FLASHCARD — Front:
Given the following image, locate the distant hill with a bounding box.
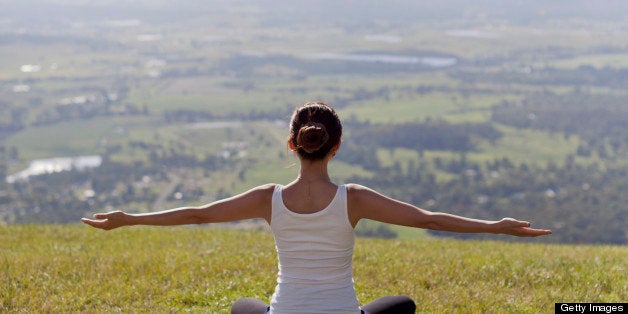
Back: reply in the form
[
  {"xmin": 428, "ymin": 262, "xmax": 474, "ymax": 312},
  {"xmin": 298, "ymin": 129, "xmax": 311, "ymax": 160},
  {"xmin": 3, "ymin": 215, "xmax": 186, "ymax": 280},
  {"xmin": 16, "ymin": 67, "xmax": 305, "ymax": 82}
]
[{"xmin": 1, "ymin": 0, "xmax": 626, "ymax": 244}]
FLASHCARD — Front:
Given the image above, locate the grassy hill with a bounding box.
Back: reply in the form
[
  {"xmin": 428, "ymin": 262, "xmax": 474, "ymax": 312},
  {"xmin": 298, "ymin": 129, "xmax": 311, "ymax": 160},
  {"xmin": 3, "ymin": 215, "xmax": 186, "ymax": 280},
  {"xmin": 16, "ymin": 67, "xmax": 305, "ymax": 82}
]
[{"xmin": 2, "ymin": 225, "xmax": 626, "ymax": 313}]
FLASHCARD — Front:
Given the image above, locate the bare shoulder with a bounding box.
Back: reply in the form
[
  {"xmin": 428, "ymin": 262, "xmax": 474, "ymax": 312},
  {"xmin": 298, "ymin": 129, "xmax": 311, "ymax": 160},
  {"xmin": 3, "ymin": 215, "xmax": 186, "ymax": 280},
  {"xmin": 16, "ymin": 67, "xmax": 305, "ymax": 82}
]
[
  {"xmin": 345, "ymin": 183, "xmax": 385, "ymax": 210},
  {"xmin": 223, "ymin": 183, "xmax": 276, "ymax": 207},
  {"xmin": 346, "ymin": 183, "xmax": 381, "ymax": 201},
  {"xmin": 251, "ymin": 183, "xmax": 277, "ymax": 193},
  {"xmin": 345, "ymin": 183, "xmax": 387, "ymax": 227},
  {"xmin": 229, "ymin": 183, "xmax": 276, "ymax": 223},
  {"xmin": 243, "ymin": 183, "xmax": 276, "ymax": 200},
  {"xmin": 345, "ymin": 183, "xmax": 370, "ymax": 192},
  {"xmin": 346, "ymin": 182, "xmax": 429, "ymax": 227}
]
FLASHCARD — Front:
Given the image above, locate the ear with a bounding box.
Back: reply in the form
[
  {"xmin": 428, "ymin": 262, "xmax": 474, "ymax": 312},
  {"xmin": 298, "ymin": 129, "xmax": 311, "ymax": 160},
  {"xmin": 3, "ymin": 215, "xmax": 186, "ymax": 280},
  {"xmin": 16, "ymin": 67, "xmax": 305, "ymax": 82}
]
[
  {"xmin": 287, "ymin": 140, "xmax": 297, "ymax": 151},
  {"xmin": 330, "ymin": 140, "xmax": 342, "ymax": 157}
]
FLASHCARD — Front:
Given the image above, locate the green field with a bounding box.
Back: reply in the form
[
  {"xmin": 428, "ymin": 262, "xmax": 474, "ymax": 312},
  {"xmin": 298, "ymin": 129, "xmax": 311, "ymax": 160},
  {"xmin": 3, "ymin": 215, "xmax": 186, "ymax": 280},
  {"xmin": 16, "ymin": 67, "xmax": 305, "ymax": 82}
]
[{"xmin": 1, "ymin": 225, "xmax": 625, "ymax": 313}]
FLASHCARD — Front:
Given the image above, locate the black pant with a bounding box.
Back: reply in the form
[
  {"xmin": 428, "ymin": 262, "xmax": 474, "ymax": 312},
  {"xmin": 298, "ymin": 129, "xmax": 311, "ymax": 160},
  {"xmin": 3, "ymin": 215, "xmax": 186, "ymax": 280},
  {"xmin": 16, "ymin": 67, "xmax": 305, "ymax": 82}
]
[{"xmin": 231, "ymin": 295, "xmax": 416, "ymax": 313}]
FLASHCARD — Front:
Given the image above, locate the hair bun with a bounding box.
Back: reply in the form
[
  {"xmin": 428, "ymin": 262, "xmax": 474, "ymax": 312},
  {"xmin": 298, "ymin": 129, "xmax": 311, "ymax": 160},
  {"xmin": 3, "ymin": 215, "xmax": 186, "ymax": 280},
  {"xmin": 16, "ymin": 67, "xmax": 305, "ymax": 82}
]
[{"xmin": 296, "ymin": 122, "xmax": 329, "ymax": 154}]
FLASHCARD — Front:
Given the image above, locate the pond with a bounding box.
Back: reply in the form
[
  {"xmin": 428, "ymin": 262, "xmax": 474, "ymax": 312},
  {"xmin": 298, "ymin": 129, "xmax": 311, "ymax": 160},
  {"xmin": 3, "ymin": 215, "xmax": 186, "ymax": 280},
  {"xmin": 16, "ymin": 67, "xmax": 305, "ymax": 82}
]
[
  {"xmin": 6, "ymin": 155, "xmax": 102, "ymax": 183},
  {"xmin": 308, "ymin": 52, "xmax": 457, "ymax": 68}
]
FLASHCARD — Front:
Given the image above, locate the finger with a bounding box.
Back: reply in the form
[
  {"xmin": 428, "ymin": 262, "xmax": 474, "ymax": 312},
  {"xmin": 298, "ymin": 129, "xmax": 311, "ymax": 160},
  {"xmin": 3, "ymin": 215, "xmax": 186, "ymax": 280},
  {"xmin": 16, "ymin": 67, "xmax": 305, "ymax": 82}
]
[
  {"xmin": 518, "ymin": 227, "xmax": 552, "ymax": 237},
  {"xmin": 81, "ymin": 217, "xmax": 107, "ymax": 228},
  {"xmin": 81, "ymin": 217, "xmax": 98, "ymax": 225},
  {"xmin": 93, "ymin": 213, "xmax": 108, "ymax": 219},
  {"xmin": 535, "ymin": 228, "xmax": 552, "ymax": 235},
  {"xmin": 502, "ymin": 218, "xmax": 530, "ymax": 227},
  {"xmin": 512, "ymin": 220, "xmax": 531, "ymax": 227}
]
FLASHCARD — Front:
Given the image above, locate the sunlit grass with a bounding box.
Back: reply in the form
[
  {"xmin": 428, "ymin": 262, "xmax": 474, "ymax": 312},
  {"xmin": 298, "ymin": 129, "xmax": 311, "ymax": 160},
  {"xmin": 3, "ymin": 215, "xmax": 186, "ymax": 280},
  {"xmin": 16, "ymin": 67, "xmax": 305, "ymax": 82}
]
[
  {"xmin": 339, "ymin": 93, "xmax": 457, "ymax": 123},
  {"xmin": 338, "ymin": 91, "xmax": 513, "ymax": 124},
  {"xmin": 3, "ymin": 116, "xmax": 163, "ymax": 162},
  {"xmin": 2, "ymin": 225, "xmax": 625, "ymax": 313},
  {"xmin": 480, "ymin": 124, "xmax": 581, "ymax": 165},
  {"xmin": 4, "ymin": 117, "xmax": 119, "ymax": 161}
]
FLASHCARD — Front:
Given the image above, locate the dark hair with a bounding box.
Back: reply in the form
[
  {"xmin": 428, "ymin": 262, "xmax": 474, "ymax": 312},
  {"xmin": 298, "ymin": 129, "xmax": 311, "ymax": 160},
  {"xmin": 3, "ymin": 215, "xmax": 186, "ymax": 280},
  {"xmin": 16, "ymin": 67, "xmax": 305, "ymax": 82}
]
[{"xmin": 289, "ymin": 102, "xmax": 342, "ymax": 160}]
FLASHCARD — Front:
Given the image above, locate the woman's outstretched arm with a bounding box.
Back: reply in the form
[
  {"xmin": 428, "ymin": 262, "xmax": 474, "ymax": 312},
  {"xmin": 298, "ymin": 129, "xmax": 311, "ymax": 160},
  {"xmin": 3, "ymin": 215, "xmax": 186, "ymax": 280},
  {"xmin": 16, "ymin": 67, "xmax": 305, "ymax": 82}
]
[
  {"xmin": 81, "ymin": 184, "xmax": 274, "ymax": 231},
  {"xmin": 347, "ymin": 184, "xmax": 551, "ymax": 237}
]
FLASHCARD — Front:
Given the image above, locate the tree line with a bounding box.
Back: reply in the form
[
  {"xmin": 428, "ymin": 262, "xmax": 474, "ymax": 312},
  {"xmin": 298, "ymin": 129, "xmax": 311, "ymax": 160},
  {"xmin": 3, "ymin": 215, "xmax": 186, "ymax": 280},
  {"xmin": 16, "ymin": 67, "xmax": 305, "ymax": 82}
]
[
  {"xmin": 347, "ymin": 154, "xmax": 626, "ymax": 244},
  {"xmin": 492, "ymin": 90, "xmax": 627, "ymax": 160}
]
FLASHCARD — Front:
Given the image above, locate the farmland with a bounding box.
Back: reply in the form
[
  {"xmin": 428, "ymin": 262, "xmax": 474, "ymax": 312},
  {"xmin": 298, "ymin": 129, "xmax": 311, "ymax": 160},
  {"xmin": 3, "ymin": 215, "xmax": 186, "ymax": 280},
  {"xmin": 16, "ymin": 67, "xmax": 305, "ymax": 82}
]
[{"xmin": 0, "ymin": 0, "xmax": 627, "ymax": 244}]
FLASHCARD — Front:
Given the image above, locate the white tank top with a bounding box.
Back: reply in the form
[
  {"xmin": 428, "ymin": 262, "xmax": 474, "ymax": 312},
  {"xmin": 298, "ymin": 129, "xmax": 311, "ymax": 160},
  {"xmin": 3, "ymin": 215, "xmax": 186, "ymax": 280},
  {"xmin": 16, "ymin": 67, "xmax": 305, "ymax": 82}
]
[{"xmin": 269, "ymin": 184, "xmax": 360, "ymax": 314}]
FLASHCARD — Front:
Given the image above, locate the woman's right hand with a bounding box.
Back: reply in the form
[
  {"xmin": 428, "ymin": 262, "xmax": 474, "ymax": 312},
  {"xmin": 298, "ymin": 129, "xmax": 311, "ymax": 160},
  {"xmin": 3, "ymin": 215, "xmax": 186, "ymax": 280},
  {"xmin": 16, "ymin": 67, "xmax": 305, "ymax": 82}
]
[{"xmin": 81, "ymin": 210, "xmax": 131, "ymax": 231}]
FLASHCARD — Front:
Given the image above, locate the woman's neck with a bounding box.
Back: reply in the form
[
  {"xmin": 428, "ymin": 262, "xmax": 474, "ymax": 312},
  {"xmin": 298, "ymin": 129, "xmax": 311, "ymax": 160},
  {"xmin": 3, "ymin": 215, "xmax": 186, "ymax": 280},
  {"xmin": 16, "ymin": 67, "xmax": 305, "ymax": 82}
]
[{"xmin": 296, "ymin": 159, "xmax": 331, "ymax": 183}]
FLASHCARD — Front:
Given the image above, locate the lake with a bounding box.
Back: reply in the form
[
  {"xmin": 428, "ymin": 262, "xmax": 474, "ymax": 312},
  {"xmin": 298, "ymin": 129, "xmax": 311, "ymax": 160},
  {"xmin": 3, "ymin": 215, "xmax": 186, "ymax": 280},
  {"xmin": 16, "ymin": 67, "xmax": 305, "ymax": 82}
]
[
  {"xmin": 6, "ymin": 155, "xmax": 102, "ymax": 183},
  {"xmin": 308, "ymin": 53, "xmax": 458, "ymax": 68}
]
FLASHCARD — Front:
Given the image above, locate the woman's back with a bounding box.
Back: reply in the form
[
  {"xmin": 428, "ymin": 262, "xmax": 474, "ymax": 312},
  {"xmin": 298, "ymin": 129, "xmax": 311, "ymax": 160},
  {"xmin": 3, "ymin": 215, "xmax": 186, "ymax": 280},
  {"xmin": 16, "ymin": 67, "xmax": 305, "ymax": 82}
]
[
  {"xmin": 269, "ymin": 184, "xmax": 360, "ymax": 313},
  {"xmin": 281, "ymin": 178, "xmax": 338, "ymax": 214}
]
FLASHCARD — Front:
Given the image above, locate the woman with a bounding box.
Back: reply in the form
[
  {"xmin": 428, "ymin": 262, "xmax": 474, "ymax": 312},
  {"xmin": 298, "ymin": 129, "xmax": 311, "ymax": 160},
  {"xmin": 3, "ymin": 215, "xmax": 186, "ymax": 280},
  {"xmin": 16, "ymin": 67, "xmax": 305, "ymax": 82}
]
[{"xmin": 82, "ymin": 102, "xmax": 552, "ymax": 313}]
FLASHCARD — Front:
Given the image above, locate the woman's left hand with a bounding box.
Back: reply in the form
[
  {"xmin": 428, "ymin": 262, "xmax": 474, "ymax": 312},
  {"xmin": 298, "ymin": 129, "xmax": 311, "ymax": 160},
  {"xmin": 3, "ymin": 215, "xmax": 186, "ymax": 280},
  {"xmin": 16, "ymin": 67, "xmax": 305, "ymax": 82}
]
[
  {"xmin": 81, "ymin": 210, "xmax": 131, "ymax": 231},
  {"xmin": 495, "ymin": 218, "xmax": 552, "ymax": 237}
]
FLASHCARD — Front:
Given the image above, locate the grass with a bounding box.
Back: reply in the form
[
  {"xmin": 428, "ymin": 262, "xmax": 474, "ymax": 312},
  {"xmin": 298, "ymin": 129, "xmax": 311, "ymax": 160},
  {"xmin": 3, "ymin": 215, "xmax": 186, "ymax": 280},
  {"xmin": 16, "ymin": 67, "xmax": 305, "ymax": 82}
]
[
  {"xmin": 339, "ymin": 92, "xmax": 459, "ymax": 124},
  {"xmin": 337, "ymin": 91, "xmax": 515, "ymax": 124},
  {"xmin": 2, "ymin": 225, "xmax": 626, "ymax": 313},
  {"xmin": 127, "ymin": 76, "xmax": 319, "ymax": 114},
  {"xmin": 480, "ymin": 125, "xmax": 582, "ymax": 166},
  {"xmin": 3, "ymin": 117, "xmax": 118, "ymax": 161},
  {"xmin": 3, "ymin": 116, "xmax": 163, "ymax": 163}
]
